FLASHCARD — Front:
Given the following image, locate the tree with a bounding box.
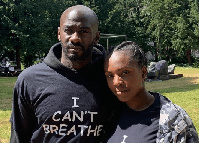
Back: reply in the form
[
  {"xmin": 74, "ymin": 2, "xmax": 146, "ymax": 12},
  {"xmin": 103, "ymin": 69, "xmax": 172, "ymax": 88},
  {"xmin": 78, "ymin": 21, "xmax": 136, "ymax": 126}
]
[
  {"xmin": 96, "ymin": 0, "xmax": 150, "ymax": 50},
  {"xmin": 0, "ymin": 0, "xmax": 77, "ymax": 68},
  {"xmin": 1, "ymin": 0, "xmax": 198, "ymax": 67},
  {"xmin": 142, "ymin": 0, "xmax": 199, "ymax": 64}
]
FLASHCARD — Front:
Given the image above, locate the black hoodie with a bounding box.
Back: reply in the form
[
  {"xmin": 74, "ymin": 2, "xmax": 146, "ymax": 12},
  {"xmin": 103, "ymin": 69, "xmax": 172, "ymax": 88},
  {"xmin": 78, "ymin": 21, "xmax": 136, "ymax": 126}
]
[{"xmin": 10, "ymin": 43, "xmax": 117, "ymax": 143}]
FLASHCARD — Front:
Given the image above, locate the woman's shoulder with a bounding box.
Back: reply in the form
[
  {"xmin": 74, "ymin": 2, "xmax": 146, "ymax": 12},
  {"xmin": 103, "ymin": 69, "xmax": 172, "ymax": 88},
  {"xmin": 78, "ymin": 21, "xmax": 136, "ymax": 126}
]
[
  {"xmin": 151, "ymin": 92, "xmax": 199, "ymax": 142},
  {"xmin": 149, "ymin": 92, "xmax": 185, "ymax": 116},
  {"xmin": 149, "ymin": 92, "xmax": 192, "ymax": 128}
]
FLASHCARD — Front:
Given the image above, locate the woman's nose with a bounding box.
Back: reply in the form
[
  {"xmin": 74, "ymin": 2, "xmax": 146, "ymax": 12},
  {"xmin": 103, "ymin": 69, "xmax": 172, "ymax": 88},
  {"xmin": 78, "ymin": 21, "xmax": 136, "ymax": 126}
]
[{"xmin": 113, "ymin": 75, "xmax": 124, "ymax": 87}]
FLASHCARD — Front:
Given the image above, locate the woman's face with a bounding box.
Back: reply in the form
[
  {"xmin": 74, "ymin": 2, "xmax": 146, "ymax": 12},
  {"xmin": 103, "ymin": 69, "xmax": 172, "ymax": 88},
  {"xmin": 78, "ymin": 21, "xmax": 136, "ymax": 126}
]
[{"xmin": 104, "ymin": 51, "xmax": 145, "ymax": 103}]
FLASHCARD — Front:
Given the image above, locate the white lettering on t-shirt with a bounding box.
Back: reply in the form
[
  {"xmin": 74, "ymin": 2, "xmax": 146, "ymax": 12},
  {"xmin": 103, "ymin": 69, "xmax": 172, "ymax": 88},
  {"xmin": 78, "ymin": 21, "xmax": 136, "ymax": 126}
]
[
  {"xmin": 88, "ymin": 111, "xmax": 98, "ymax": 122},
  {"xmin": 87, "ymin": 125, "xmax": 98, "ymax": 136},
  {"xmin": 50, "ymin": 125, "xmax": 58, "ymax": 134},
  {"xmin": 43, "ymin": 97, "xmax": 104, "ymax": 137},
  {"xmin": 43, "ymin": 124, "xmax": 103, "ymax": 136},
  {"xmin": 121, "ymin": 135, "xmax": 128, "ymax": 143},
  {"xmin": 43, "ymin": 124, "xmax": 50, "ymax": 133},
  {"xmin": 72, "ymin": 97, "xmax": 79, "ymax": 108},
  {"xmin": 67, "ymin": 125, "xmax": 76, "ymax": 136},
  {"xmin": 59, "ymin": 124, "xmax": 68, "ymax": 136},
  {"xmin": 97, "ymin": 125, "xmax": 103, "ymax": 136},
  {"xmin": 78, "ymin": 125, "xmax": 88, "ymax": 136},
  {"xmin": 52, "ymin": 111, "xmax": 61, "ymax": 121},
  {"xmin": 72, "ymin": 111, "xmax": 84, "ymax": 122},
  {"xmin": 62, "ymin": 111, "xmax": 71, "ymax": 121}
]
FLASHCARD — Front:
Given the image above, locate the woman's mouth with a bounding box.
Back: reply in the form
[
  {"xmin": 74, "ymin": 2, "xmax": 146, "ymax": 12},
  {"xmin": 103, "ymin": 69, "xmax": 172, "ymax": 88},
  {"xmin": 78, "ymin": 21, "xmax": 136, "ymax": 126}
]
[{"xmin": 116, "ymin": 89, "xmax": 128, "ymax": 95}]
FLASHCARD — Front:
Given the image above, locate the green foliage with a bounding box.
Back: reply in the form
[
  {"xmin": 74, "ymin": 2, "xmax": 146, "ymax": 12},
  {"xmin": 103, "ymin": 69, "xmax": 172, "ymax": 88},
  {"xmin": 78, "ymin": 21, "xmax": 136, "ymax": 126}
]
[
  {"xmin": 1, "ymin": 0, "xmax": 199, "ymax": 67},
  {"xmin": 142, "ymin": 0, "xmax": 198, "ymax": 61},
  {"xmin": 1, "ymin": 0, "xmax": 77, "ymax": 68},
  {"xmin": 192, "ymin": 57, "xmax": 199, "ymax": 68}
]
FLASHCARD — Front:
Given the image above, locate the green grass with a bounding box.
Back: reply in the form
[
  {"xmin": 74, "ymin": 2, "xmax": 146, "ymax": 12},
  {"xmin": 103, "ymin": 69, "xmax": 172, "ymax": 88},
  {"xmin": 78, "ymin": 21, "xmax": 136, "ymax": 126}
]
[
  {"xmin": 0, "ymin": 77, "xmax": 17, "ymax": 143},
  {"xmin": 0, "ymin": 110, "xmax": 12, "ymax": 143},
  {"xmin": 0, "ymin": 67, "xmax": 199, "ymax": 142},
  {"xmin": 146, "ymin": 67, "xmax": 199, "ymax": 134},
  {"xmin": 0, "ymin": 77, "xmax": 17, "ymax": 110}
]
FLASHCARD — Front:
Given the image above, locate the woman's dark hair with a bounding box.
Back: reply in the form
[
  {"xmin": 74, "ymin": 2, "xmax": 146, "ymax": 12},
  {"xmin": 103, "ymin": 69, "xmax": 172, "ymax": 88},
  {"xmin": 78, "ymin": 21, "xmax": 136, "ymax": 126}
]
[{"xmin": 107, "ymin": 41, "xmax": 147, "ymax": 68}]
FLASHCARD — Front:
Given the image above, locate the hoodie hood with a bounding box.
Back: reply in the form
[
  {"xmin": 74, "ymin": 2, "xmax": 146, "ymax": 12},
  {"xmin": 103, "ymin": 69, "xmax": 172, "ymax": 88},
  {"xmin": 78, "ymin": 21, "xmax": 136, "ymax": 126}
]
[{"xmin": 44, "ymin": 42, "xmax": 106, "ymax": 75}]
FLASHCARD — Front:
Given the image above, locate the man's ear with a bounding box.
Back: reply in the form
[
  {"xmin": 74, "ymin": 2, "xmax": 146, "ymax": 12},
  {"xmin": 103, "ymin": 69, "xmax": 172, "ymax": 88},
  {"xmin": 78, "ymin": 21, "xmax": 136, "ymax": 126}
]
[
  {"xmin": 93, "ymin": 31, "xmax": 100, "ymax": 44},
  {"xmin": 58, "ymin": 27, "xmax": 61, "ymax": 41},
  {"xmin": 142, "ymin": 66, "xmax": 148, "ymax": 79}
]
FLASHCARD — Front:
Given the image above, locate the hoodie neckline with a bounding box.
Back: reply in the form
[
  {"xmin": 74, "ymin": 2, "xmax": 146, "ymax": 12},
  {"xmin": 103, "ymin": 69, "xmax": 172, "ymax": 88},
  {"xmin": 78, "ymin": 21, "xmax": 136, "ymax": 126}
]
[{"xmin": 44, "ymin": 42, "xmax": 106, "ymax": 74}]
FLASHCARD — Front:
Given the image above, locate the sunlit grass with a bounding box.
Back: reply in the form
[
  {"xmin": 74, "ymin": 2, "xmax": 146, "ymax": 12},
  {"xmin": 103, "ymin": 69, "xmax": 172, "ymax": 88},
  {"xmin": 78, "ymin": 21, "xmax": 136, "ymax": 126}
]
[
  {"xmin": 0, "ymin": 110, "xmax": 11, "ymax": 143},
  {"xmin": 146, "ymin": 66, "xmax": 199, "ymax": 134},
  {"xmin": 0, "ymin": 77, "xmax": 16, "ymax": 143}
]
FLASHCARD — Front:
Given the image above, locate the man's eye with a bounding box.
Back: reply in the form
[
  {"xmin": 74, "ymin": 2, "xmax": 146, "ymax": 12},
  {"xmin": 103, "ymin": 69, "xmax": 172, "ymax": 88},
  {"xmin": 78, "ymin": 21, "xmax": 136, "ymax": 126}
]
[
  {"xmin": 64, "ymin": 28, "xmax": 73, "ymax": 34},
  {"xmin": 122, "ymin": 71, "xmax": 129, "ymax": 75},
  {"xmin": 80, "ymin": 30, "xmax": 89, "ymax": 33}
]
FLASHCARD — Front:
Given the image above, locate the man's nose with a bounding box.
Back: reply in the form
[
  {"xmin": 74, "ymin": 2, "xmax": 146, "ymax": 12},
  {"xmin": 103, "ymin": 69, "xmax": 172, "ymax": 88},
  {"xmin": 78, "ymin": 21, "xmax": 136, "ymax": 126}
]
[{"xmin": 69, "ymin": 32, "xmax": 81, "ymax": 43}]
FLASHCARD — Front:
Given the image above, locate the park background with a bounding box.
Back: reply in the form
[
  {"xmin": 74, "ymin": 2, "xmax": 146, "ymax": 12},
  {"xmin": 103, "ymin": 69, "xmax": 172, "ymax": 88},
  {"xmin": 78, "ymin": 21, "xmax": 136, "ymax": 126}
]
[{"xmin": 0, "ymin": 0, "xmax": 199, "ymax": 143}]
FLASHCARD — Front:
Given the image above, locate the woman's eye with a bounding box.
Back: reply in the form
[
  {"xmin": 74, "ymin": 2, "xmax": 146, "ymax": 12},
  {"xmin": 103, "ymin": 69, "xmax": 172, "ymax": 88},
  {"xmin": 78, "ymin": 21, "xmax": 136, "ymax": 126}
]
[{"xmin": 106, "ymin": 74, "xmax": 114, "ymax": 78}]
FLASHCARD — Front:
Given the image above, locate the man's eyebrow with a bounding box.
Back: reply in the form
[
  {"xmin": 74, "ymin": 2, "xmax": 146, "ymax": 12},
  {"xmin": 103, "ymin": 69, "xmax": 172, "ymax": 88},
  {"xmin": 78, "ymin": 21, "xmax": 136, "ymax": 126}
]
[
  {"xmin": 64, "ymin": 25, "xmax": 73, "ymax": 28},
  {"xmin": 63, "ymin": 25, "xmax": 91, "ymax": 30},
  {"xmin": 80, "ymin": 26, "xmax": 90, "ymax": 28}
]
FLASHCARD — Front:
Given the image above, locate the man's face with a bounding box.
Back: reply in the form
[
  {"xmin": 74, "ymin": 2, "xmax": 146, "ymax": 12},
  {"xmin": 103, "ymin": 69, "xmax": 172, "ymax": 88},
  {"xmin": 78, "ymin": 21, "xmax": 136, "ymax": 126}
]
[{"xmin": 58, "ymin": 10, "xmax": 99, "ymax": 61}]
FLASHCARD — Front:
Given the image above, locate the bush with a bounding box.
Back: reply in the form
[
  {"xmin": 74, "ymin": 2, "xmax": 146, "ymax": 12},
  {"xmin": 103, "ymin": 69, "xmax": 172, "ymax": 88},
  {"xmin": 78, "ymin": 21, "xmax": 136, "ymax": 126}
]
[
  {"xmin": 169, "ymin": 55, "xmax": 188, "ymax": 65},
  {"xmin": 192, "ymin": 57, "xmax": 199, "ymax": 68}
]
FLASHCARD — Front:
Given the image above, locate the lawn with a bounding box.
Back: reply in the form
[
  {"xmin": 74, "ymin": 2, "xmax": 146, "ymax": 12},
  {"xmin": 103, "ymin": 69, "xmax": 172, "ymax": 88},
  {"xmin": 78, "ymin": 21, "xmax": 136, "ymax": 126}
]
[
  {"xmin": 0, "ymin": 67, "xmax": 199, "ymax": 143},
  {"xmin": 146, "ymin": 67, "xmax": 199, "ymax": 134},
  {"xmin": 0, "ymin": 77, "xmax": 17, "ymax": 143}
]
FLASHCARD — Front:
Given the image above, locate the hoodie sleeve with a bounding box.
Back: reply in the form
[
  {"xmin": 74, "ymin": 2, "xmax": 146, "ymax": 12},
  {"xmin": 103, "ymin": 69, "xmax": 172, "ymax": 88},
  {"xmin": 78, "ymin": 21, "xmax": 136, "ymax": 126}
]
[
  {"xmin": 10, "ymin": 74, "xmax": 37, "ymax": 143},
  {"xmin": 10, "ymin": 124, "xmax": 20, "ymax": 143}
]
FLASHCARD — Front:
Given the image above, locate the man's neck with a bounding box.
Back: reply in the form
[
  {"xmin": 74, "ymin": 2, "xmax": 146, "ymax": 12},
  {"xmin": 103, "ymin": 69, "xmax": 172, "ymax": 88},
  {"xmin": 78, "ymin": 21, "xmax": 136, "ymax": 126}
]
[{"xmin": 61, "ymin": 56, "xmax": 91, "ymax": 70}]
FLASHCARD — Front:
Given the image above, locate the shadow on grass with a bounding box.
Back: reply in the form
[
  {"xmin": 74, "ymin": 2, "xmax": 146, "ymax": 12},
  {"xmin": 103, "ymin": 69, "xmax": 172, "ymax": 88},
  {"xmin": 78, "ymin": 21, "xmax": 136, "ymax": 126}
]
[
  {"xmin": 152, "ymin": 84, "xmax": 199, "ymax": 94},
  {"xmin": 146, "ymin": 76, "xmax": 199, "ymax": 91}
]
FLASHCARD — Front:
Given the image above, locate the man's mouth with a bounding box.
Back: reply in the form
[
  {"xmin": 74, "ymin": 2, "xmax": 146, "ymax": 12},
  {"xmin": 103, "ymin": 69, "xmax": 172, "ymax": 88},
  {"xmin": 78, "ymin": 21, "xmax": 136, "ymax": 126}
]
[
  {"xmin": 69, "ymin": 46, "xmax": 83, "ymax": 50},
  {"xmin": 67, "ymin": 42, "xmax": 85, "ymax": 51}
]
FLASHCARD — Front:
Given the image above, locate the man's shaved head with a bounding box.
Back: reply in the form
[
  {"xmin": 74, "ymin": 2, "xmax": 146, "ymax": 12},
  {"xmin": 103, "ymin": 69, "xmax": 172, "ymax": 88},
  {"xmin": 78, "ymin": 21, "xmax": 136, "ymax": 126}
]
[{"xmin": 60, "ymin": 5, "xmax": 99, "ymax": 32}]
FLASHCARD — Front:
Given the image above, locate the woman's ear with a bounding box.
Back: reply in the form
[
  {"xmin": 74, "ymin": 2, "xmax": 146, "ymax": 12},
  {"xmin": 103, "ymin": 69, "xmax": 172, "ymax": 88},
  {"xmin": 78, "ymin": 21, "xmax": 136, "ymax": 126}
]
[
  {"xmin": 141, "ymin": 66, "xmax": 148, "ymax": 79},
  {"xmin": 58, "ymin": 27, "xmax": 61, "ymax": 41}
]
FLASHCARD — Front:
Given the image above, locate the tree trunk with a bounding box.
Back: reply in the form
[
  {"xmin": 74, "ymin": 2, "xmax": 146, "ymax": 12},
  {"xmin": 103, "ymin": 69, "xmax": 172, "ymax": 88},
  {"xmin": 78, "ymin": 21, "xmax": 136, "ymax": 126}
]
[
  {"xmin": 15, "ymin": 46, "xmax": 21, "ymax": 70},
  {"xmin": 186, "ymin": 49, "xmax": 192, "ymax": 65},
  {"xmin": 154, "ymin": 47, "xmax": 158, "ymax": 62}
]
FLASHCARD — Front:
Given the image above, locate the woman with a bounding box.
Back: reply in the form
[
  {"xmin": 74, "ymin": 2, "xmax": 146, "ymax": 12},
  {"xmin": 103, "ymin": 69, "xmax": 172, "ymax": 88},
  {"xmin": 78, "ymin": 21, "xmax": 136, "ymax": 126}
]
[{"xmin": 104, "ymin": 41, "xmax": 198, "ymax": 143}]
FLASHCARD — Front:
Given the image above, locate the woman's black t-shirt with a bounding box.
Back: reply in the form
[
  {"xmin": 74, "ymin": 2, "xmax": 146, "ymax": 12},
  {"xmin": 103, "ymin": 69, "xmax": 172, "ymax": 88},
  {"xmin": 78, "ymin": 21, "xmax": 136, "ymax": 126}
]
[{"xmin": 107, "ymin": 93, "xmax": 160, "ymax": 143}]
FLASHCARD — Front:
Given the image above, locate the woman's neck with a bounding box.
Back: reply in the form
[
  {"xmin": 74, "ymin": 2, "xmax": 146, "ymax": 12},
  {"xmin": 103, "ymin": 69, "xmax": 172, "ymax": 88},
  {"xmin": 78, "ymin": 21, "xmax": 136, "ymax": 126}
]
[{"xmin": 126, "ymin": 89, "xmax": 155, "ymax": 111}]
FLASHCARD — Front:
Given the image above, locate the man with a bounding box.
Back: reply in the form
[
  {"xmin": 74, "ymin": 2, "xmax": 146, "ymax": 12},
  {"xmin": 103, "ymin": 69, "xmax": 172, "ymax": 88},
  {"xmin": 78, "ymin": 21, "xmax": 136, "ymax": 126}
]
[{"xmin": 10, "ymin": 5, "xmax": 118, "ymax": 143}]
